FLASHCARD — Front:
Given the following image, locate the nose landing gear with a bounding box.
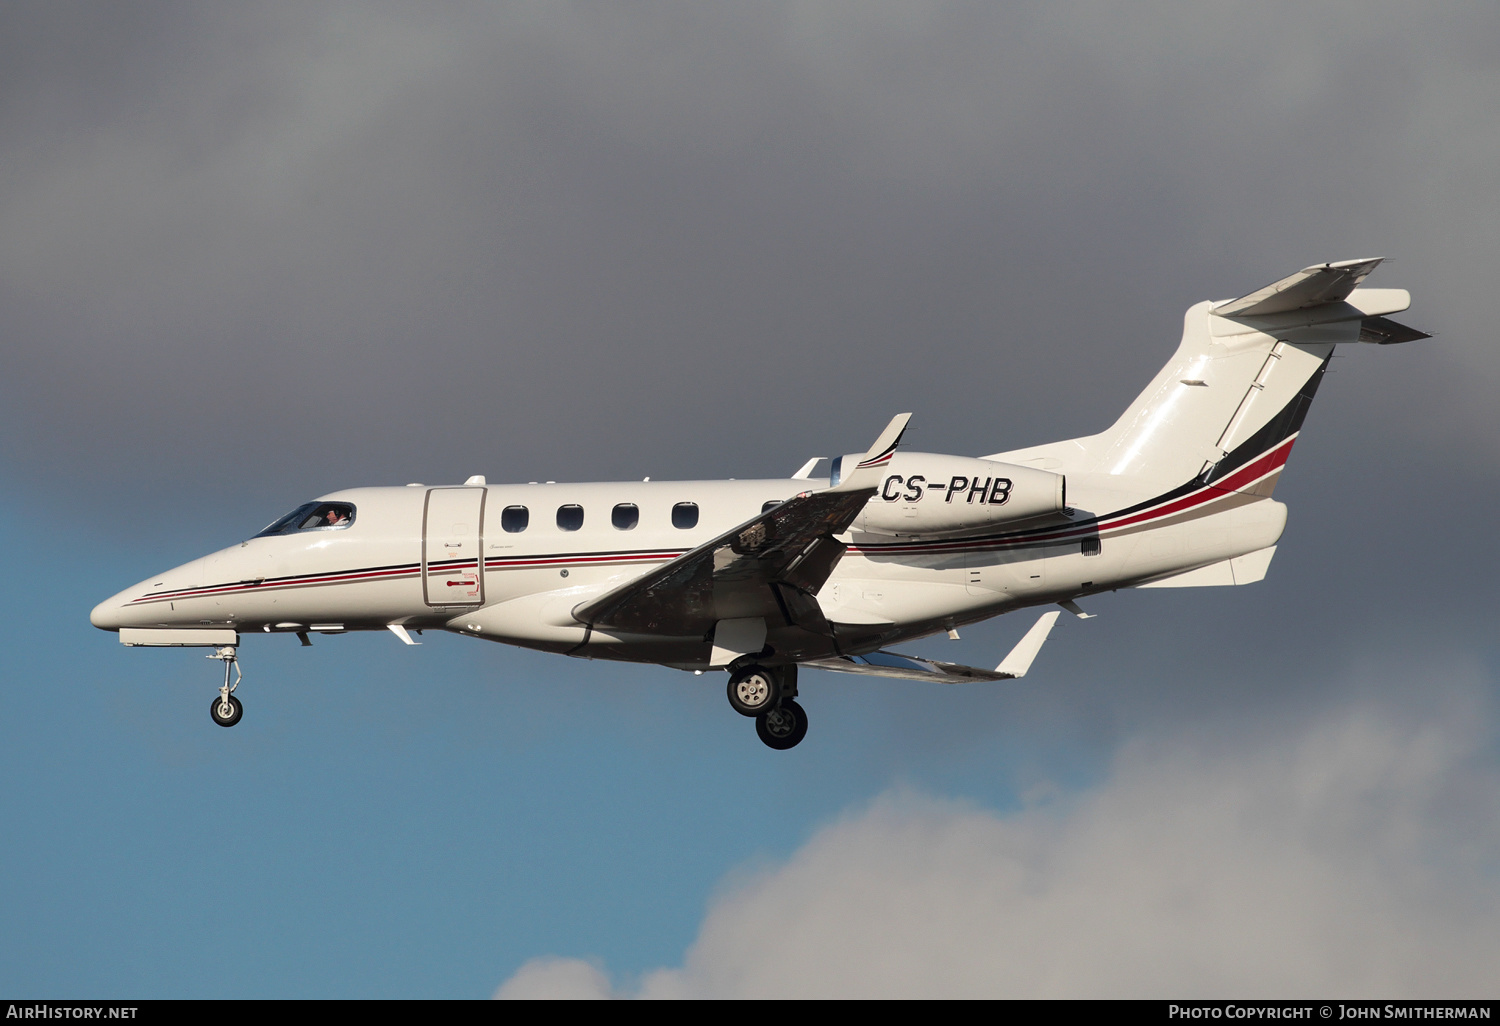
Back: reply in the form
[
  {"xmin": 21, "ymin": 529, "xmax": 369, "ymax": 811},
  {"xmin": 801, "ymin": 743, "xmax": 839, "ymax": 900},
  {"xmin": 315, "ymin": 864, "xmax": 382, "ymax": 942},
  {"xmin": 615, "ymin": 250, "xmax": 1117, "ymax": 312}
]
[{"xmin": 208, "ymin": 646, "xmax": 243, "ymax": 727}]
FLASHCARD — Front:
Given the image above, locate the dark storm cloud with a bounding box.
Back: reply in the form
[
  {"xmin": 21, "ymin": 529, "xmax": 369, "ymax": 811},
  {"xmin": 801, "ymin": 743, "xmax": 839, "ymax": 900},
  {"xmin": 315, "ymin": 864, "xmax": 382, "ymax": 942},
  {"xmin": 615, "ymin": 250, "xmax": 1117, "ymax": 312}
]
[{"xmin": 6, "ymin": 1, "xmax": 1498, "ymax": 512}]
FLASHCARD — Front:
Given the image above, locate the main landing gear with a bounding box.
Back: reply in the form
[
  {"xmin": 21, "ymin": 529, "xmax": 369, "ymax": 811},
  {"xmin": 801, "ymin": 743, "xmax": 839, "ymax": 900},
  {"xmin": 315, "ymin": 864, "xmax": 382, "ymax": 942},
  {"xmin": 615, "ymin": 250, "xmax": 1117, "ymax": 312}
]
[
  {"xmin": 756, "ymin": 699, "xmax": 808, "ymax": 750},
  {"xmin": 208, "ymin": 646, "xmax": 243, "ymax": 727},
  {"xmin": 727, "ymin": 663, "xmax": 808, "ymax": 750}
]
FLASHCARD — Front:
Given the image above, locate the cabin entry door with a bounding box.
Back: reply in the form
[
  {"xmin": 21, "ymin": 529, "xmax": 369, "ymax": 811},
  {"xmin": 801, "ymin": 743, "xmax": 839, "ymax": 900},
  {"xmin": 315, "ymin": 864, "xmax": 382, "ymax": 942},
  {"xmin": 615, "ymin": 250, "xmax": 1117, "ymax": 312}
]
[{"xmin": 423, "ymin": 487, "xmax": 486, "ymax": 608}]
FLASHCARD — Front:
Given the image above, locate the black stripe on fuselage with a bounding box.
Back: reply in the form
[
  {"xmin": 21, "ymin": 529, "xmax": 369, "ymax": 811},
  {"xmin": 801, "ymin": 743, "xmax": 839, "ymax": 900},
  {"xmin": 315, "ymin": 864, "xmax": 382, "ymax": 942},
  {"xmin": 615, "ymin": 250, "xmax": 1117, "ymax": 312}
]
[
  {"xmin": 141, "ymin": 368, "xmax": 1332, "ymax": 605},
  {"xmin": 850, "ymin": 360, "xmax": 1329, "ymax": 555},
  {"xmin": 1201, "ymin": 353, "xmax": 1328, "ymax": 488},
  {"xmin": 135, "ymin": 548, "xmax": 688, "ymax": 604}
]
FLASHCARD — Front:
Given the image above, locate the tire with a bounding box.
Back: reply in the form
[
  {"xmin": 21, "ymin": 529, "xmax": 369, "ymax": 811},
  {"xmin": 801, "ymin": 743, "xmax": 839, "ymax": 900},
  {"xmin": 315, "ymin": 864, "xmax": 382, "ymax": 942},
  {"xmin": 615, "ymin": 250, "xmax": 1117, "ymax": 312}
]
[
  {"xmin": 726, "ymin": 665, "xmax": 780, "ymax": 717},
  {"xmin": 756, "ymin": 699, "xmax": 808, "ymax": 750},
  {"xmin": 210, "ymin": 694, "xmax": 243, "ymax": 728}
]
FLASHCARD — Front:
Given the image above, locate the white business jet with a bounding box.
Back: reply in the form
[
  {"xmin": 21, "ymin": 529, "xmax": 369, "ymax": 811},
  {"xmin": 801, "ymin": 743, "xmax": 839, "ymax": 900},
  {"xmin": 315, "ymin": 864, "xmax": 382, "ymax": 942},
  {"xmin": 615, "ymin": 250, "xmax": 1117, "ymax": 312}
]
[{"xmin": 92, "ymin": 259, "xmax": 1425, "ymax": 748}]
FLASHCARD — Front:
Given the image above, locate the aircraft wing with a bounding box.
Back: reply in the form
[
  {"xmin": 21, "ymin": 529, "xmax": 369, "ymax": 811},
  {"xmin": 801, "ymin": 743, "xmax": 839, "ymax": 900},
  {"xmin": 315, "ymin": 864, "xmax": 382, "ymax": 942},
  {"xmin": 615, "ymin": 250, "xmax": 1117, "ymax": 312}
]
[
  {"xmin": 804, "ymin": 611, "xmax": 1061, "ymax": 682},
  {"xmin": 573, "ymin": 415, "xmax": 911, "ymax": 636}
]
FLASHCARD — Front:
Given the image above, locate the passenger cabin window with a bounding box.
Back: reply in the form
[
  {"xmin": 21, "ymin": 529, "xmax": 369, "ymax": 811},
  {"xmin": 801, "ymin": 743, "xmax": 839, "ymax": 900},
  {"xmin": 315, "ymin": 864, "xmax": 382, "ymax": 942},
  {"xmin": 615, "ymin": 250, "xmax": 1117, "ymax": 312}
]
[
  {"xmin": 254, "ymin": 501, "xmax": 355, "ymax": 537},
  {"xmin": 672, "ymin": 502, "xmax": 699, "ymax": 529},
  {"xmin": 557, "ymin": 504, "xmax": 585, "ymax": 531},
  {"xmin": 612, "ymin": 503, "xmax": 639, "ymax": 530},
  {"xmin": 501, "ymin": 505, "xmax": 529, "ymax": 533}
]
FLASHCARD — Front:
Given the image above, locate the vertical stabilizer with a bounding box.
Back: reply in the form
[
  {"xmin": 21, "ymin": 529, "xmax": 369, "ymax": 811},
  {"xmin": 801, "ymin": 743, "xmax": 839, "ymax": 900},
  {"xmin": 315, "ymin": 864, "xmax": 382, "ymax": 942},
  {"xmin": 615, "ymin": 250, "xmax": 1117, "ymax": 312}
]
[
  {"xmin": 991, "ymin": 260, "xmax": 1415, "ymax": 500},
  {"xmin": 1086, "ymin": 301, "xmax": 1339, "ymax": 496}
]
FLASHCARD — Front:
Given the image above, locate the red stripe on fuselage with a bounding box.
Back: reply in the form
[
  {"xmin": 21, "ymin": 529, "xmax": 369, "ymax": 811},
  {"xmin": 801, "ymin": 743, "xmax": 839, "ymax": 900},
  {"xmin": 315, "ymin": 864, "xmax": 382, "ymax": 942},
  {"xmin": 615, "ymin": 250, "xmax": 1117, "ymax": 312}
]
[
  {"xmin": 131, "ymin": 436, "xmax": 1297, "ymax": 606},
  {"xmin": 848, "ymin": 435, "xmax": 1297, "ymax": 557},
  {"xmin": 131, "ymin": 562, "xmax": 432, "ymax": 604}
]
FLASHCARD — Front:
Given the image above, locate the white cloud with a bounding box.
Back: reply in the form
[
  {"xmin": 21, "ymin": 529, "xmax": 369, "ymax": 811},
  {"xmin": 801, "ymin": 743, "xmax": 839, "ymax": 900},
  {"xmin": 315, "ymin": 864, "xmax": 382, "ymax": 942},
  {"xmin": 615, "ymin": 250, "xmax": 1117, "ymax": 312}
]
[
  {"xmin": 493, "ymin": 956, "xmax": 614, "ymax": 1000},
  {"xmin": 497, "ymin": 681, "xmax": 1500, "ymax": 998}
]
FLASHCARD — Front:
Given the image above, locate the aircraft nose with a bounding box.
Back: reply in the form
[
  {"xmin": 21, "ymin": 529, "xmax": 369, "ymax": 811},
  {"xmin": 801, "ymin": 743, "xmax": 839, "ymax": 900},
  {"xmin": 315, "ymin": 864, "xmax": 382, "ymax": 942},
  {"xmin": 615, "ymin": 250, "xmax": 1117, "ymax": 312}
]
[{"xmin": 90, "ymin": 597, "xmax": 124, "ymax": 631}]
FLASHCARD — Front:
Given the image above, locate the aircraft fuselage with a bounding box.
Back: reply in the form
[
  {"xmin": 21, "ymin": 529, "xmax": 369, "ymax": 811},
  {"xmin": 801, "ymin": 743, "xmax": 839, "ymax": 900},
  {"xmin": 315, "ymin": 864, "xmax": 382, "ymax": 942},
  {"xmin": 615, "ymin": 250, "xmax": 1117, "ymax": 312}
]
[{"xmin": 91, "ymin": 470, "xmax": 1286, "ymax": 669}]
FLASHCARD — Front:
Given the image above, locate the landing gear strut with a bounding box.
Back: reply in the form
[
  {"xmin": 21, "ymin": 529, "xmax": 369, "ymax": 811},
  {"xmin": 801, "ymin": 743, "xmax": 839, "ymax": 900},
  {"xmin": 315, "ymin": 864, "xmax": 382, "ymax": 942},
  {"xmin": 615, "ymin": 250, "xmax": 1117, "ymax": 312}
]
[
  {"xmin": 725, "ymin": 664, "xmax": 808, "ymax": 750},
  {"xmin": 208, "ymin": 646, "xmax": 243, "ymax": 727}
]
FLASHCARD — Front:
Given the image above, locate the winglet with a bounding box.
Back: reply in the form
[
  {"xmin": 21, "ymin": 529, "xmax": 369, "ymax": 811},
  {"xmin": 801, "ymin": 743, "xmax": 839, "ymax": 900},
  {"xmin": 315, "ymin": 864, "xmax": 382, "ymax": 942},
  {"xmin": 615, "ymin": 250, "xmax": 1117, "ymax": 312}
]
[
  {"xmin": 995, "ymin": 611, "xmax": 1061, "ymax": 678},
  {"xmin": 828, "ymin": 413, "xmax": 912, "ymax": 492}
]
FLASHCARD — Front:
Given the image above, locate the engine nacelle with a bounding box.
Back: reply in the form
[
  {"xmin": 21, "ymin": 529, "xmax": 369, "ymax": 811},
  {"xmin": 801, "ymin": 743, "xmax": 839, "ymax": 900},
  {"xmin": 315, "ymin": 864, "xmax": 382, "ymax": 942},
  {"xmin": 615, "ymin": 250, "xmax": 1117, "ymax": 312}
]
[{"xmin": 831, "ymin": 451, "xmax": 1066, "ymax": 538}]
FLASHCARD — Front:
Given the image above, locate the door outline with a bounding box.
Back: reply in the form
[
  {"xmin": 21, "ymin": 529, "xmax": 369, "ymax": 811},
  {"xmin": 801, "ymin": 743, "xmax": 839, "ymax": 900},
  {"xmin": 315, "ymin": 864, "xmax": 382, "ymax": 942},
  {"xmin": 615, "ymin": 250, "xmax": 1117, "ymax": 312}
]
[{"xmin": 422, "ymin": 487, "xmax": 487, "ymax": 608}]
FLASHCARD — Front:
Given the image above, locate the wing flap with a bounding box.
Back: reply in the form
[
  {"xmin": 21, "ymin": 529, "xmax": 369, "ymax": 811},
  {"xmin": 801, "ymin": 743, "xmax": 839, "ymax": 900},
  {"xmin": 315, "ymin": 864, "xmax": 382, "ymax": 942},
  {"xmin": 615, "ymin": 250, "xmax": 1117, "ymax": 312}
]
[
  {"xmin": 805, "ymin": 611, "xmax": 1061, "ymax": 683},
  {"xmin": 804, "ymin": 650, "xmax": 1018, "ymax": 683}
]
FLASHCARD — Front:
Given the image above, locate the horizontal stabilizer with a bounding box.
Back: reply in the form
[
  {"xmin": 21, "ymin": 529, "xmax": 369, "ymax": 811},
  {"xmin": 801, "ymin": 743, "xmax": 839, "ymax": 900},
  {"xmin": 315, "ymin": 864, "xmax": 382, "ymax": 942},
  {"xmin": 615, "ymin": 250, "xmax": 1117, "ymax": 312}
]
[
  {"xmin": 805, "ymin": 610, "xmax": 1060, "ymax": 683},
  {"xmin": 1358, "ymin": 315, "xmax": 1431, "ymax": 345},
  {"xmin": 1214, "ymin": 258, "xmax": 1383, "ymax": 317}
]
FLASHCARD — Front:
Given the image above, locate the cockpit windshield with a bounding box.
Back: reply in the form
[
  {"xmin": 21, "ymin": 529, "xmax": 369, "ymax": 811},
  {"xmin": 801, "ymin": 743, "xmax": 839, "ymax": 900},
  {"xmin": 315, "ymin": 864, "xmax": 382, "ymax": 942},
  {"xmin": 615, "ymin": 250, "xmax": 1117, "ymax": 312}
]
[{"xmin": 254, "ymin": 502, "xmax": 356, "ymax": 538}]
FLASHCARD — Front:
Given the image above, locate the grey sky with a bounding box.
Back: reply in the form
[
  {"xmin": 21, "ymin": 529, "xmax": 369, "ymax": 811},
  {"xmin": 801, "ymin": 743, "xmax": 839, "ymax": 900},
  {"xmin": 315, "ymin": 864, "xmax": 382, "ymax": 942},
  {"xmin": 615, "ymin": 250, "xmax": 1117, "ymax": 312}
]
[{"xmin": 4, "ymin": 2, "xmax": 1498, "ymax": 515}]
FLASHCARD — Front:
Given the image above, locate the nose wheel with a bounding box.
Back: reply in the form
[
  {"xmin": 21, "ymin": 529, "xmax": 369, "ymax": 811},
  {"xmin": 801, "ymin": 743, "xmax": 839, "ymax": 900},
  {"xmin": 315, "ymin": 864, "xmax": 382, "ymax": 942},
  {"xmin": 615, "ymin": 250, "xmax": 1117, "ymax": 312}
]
[
  {"xmin": 211, "ymin": 693, "xmax": 243, "ymax": 727},
  {"xmin": 208, "ymin": 646, "xmax": 243, "ymax": 728}
]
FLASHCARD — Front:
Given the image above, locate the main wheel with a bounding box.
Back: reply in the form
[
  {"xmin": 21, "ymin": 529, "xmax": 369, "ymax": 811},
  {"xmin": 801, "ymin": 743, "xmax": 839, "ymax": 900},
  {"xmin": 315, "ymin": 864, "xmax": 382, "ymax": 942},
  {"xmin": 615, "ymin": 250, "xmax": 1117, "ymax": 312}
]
[
  {"xmin": 210, "ymin": 694, "xmax": 243, "ymax": 728},
  {"xmin": 726, "ymin": 665, "xmax": 780, "ymax": 717},
  {"xmin": 756, "ymin": 699, "xmax": 808, "ymax": 750}
]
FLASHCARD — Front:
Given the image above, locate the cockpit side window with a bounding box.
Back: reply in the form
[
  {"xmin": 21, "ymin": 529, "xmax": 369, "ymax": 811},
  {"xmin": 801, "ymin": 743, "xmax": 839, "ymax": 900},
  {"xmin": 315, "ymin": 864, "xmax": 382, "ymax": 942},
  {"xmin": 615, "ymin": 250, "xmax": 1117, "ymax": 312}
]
[
  {"xmin": 256, "ymin": 503, "xmax": 317, "ymax": 537},
  {"xmin": 254, "ymin": 502, "xmax": 356, "ymax": 537}
]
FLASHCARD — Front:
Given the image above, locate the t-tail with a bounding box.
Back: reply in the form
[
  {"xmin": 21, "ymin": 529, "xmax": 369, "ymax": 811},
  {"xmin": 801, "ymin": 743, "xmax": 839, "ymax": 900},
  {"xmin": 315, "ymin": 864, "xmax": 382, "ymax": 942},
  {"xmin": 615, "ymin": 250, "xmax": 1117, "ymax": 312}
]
[{"xmin": 994, "ymin": 258, "xmax": 1427, "ymax": 501}]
